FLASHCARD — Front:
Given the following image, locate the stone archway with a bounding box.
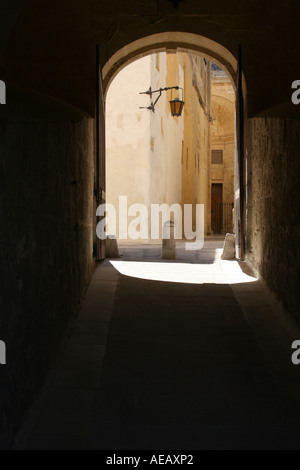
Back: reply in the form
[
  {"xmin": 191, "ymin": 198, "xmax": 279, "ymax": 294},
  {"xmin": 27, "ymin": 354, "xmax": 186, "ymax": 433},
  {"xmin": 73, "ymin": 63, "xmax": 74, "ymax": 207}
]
[
  {"xmin": 102, "ymin": 32, "xmax": 243, "ymax": 97},
  {"xmin": 101, "ymin": 32, "xmax": 244, "ymax": 258}
]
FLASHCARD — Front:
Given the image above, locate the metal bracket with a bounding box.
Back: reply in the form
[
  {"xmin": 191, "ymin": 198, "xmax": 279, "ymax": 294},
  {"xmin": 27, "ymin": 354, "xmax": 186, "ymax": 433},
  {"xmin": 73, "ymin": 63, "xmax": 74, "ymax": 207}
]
[{"xmin": 139, "ymin": 86, "xmax": 181, "ymax": 113}]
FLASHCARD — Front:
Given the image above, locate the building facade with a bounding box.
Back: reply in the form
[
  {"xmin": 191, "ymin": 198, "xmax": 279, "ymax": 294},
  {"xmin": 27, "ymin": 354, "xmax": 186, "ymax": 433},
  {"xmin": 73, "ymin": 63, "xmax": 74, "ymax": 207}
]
[
  {"xmin": 210, "ymin": 64, "xmax": 236, "ymax": 234},
  {"xmin": 106, "ymin": 52, "xmax": 235, "ymax": 241}
]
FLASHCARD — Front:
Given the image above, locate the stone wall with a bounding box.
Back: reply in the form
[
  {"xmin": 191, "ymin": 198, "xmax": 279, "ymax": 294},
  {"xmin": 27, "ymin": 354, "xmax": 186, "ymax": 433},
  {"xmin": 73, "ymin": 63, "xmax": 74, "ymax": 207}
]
[
  {"xmin": 2, "ymin": 0, "xmax": 300, "ymax": 118},
  {"xmin": 150, "ymin": 52, "xmax": 184, "ymax": 212},
  {"xmin": 246, "ymin": 117, "xmax": 300, "ymax": 322},
  {"xmin": 210, "ymin": 79, "xmax": 235, "ymax": 233},
  {"xmin": 0, "ymin": 88, "xmax": 95, "ymax": 448},
  {"xmin": 106, "ymin": 56, "xmax": 152, "ymax": 241},
  {"xmin": 180, "ymin": 53, "xmax": 210, "ymax": 234}
]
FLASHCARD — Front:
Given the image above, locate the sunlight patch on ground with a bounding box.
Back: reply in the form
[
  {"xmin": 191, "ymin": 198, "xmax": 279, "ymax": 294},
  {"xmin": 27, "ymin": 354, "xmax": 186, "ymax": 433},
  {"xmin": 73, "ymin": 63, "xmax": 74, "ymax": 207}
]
[
  {"xmin": 220, "ymin": 260, "xmax": 257, "ymax": 284},
  {"xmin": 109, "ymin": 258, "xmax": 257, "ymax": 285}
]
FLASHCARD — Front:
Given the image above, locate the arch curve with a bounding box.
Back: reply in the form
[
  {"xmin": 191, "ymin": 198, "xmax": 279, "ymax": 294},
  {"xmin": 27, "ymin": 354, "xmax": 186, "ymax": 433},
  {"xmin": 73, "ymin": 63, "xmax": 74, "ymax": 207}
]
[{"xmin": 102, "ymin": 32, "xmax": 240, "ymax": 97}]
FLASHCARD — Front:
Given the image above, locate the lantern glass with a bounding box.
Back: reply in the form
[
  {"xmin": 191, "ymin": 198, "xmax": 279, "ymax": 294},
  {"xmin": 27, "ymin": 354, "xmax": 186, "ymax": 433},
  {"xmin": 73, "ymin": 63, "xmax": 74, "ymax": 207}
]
[{"xmin": 169, "ymin": 98, "xmax": 184, "ymax": 117}]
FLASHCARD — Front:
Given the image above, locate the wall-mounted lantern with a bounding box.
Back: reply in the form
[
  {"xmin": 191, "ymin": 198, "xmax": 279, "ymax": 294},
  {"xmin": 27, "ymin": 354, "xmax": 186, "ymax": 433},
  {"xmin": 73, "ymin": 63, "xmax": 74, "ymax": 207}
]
[
  {"xmin": 139, "ymin": 86, "xmax": 184, "ymax": 117},
  {"xmin": 169, "ymin": 87, "xmax": 185, "ymax": 117}
]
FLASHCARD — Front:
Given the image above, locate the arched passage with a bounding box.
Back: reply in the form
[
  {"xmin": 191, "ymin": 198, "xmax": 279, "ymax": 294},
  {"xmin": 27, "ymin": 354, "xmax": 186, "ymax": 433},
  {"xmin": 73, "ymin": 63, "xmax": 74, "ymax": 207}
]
[
  {"xmin": 0, "ymin": 1, "xmax": 299, "ymax": 449},
  {"xmin": 99, "ymin": 33, "xmax": 244, "ymax": 258}
]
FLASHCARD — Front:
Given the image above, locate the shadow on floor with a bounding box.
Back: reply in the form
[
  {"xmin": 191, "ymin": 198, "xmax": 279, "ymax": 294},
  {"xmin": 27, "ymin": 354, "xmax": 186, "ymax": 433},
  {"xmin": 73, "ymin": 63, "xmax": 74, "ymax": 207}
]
[{"xmin": 18, "ymin": 240, "xmax": 300, "ymax": 450}]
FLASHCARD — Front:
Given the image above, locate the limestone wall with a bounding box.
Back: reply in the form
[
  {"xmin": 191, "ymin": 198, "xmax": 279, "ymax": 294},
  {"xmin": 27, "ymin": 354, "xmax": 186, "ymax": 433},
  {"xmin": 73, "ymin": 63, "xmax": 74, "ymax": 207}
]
[
  {"xmin": 149, "ymin": 52, "xmax": 184, "ymax": 210},
  {"xmin": 106, "ymin": 52, "xmax": 185, "ymax": 242},
  {"xmin": 246, "ymin": 117, "xmax": 300, "ymax": 321},
  {"xmin": 106, "ymin": 52, "xmax": 212, "ymax": 241},
  {"xmin": 0, "ymin": 89, "xmax": 95, "ymax": 447},
  {"xmin": 210, "ymin": 79, "xmax": 235, "ymax": 233},
  {"xmin": 106, "ymin": 56, "xmax": 151, "ymax": 240},
  {"xmin": 180, "ymin": 53, "xmax": 211, "ymax": 234}
]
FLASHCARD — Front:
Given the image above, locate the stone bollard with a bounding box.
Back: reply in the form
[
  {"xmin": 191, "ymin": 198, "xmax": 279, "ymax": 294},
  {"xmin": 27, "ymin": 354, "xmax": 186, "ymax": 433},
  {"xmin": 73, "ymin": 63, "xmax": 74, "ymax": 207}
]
[
  {"xmin": 105, "ymin": 235, "xmax": 120, "ymax": 258},
  {"xmin": 162, "ymin": 220, "xmax": 176, "ymax": 259},
  {"xmin": 221, "ymin": 233, "xmax": 235, "ymax": 260}
]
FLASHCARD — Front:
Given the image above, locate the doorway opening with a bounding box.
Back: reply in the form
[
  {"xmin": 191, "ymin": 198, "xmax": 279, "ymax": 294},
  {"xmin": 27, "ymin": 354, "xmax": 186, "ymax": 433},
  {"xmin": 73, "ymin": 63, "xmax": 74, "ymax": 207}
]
[
  {"xmin": 211, "ymin": 183, "xmax": 223, "ymax": 235},
  {"xmin": 98, "ymin": 33, "xmax": 243, "ymax": 262}
]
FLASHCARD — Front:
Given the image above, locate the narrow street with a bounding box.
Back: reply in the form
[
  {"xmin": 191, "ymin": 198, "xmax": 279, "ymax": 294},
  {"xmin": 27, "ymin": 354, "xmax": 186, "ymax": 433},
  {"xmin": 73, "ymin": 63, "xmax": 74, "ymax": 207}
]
[{"xmin": 16, "ymin": 239, "xmax": 300, "ymax": 450}]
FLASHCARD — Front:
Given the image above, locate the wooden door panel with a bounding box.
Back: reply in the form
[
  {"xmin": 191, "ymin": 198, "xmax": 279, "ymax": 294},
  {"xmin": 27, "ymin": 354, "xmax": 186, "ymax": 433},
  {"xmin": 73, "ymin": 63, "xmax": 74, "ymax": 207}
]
[{"xmin": 211, "ymin": 183, "xmax": 223, "ymax": 234}]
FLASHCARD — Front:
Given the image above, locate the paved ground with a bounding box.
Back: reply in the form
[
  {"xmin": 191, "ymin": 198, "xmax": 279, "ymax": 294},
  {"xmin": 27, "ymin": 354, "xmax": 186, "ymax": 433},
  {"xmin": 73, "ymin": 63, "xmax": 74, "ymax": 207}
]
[{"xmin": 16, "ymin": 239, "xmax": 300, "ymax": 449}]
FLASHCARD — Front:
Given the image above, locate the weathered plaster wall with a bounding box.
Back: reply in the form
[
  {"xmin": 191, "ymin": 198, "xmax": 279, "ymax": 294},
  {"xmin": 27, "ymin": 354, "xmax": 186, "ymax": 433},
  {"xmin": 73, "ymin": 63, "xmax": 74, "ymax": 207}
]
[
  {"xmin": 106, "ymin": 52, "xmax": 217, "ymax": 241},
  {"xmin": 106, "ymin": 56, "xmax": 151, "ymax": 241},
  {"xmin": 106, "ymin": 52, "xmax": 184, "ymax": 242},
  {"xmin": 246, "ymin": 117, "xmax": 300, "ymax": 321},
  {"xmin": 180, "ymin": 53, "xmax": 210, "ymax": 235},
  {"xmin": 0, "ymin": 89, "xmax": 95, "ymax": 448},
  {"xmin": 150, "ymin": 52, "xmax": 184, "ymax": 211}
]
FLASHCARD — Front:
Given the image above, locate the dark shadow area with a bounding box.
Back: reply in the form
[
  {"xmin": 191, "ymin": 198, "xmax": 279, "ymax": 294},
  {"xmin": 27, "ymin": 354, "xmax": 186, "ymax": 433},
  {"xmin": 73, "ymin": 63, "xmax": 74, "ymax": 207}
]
[
  {"xmin": 87, "ymin": 271, "xmax": 300, "ymax": 450},
  {"xmin": 15, "ymin": 258, "xmax": 300, "ymax": 450}
]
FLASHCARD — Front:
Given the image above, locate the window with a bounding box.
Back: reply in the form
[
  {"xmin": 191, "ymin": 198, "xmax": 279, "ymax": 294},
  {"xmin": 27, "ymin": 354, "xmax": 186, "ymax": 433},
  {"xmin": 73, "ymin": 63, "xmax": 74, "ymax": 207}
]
[{"xmin": 211, "ymin": 149, "xmax": 223, "ymax": 164}]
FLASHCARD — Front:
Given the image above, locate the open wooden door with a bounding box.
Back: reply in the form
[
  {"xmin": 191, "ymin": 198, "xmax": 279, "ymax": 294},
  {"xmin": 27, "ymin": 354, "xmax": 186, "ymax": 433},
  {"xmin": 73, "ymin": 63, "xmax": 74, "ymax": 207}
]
[
  {"xmin": 95, "ymin": 45, "xmax": 106, "ymax": 260},
  {"xmin": 235, "ymin": 44, "xmax": 245, "ymax": 260}
]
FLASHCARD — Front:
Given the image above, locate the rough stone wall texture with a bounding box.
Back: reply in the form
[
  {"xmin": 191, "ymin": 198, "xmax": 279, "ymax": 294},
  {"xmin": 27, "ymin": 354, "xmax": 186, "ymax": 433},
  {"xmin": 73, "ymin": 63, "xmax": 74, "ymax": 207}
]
[
  {"xmin": 246, "ymin": 117, "xmax": 300, "ymax": 322},
  {"xmin": 0, "ymin": 91, "xmax": 95, "ymax": 448}
]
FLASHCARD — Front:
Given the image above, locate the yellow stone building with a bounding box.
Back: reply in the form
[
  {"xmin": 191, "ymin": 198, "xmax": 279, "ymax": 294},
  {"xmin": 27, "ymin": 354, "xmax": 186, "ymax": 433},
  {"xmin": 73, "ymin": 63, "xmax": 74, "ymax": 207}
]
[
  {"xmin": 210, "ymin": 64, "xmax": 236, "ymax": 234},
  {"xmin": 106, "ymin": 52, "xmax": 235, "ymax": 241}
]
